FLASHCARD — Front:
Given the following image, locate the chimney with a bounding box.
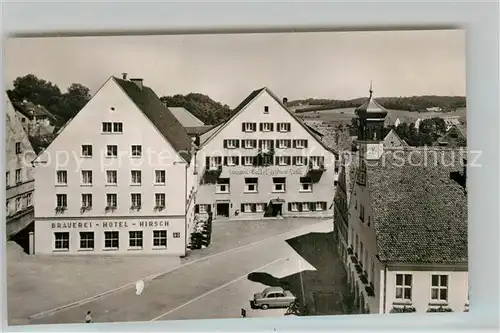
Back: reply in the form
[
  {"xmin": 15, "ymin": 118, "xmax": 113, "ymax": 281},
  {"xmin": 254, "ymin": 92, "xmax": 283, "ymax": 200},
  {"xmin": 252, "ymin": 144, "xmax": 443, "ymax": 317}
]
[
  {"xmin": 122, "ymin": 73, "xmax": 128, "ymax": 80},
  {"xmin": 283, "ymin": 97, "xmax": 288, "ymax": 105},
  {"xmin": 130, "ymin": 78, "xmax": 143, "ymax": 90}
]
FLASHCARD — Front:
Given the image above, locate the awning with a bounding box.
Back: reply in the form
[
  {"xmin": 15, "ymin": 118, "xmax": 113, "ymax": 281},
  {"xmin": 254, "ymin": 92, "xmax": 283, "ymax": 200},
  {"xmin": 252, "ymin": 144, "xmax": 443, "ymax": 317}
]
[{"xmin": 270, "ymin": 198, "xmax": 285, "ymax": 204}]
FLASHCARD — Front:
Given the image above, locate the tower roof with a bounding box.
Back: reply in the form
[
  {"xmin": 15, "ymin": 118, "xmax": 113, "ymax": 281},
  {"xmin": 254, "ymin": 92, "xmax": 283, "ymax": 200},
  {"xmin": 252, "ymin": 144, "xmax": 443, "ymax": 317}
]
[{"xmin": 355, "ymin": 82, "xmax": 388, "ymax": 118}]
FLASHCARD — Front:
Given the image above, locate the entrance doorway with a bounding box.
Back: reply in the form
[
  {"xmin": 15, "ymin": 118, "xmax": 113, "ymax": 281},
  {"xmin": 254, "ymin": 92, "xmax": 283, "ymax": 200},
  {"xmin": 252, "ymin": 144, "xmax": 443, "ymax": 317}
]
[
  {"xmin": 216, "ymin": 203, "xmax": 230, "ymax": 217},
  {"xmin": 270, "ymin": 203, "xmax": 283, "ymax": 217}
]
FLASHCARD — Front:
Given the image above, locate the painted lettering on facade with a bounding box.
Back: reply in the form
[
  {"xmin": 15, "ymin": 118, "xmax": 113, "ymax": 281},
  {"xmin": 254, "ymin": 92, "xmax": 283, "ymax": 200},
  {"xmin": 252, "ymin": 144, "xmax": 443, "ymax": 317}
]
[
  {"xmin": 51, "ymin": 220, "xmax": 169, "ymax": 229},
  {"xmin": 228, "ymin": 167, "xmax": 306, "ymax": 176}
]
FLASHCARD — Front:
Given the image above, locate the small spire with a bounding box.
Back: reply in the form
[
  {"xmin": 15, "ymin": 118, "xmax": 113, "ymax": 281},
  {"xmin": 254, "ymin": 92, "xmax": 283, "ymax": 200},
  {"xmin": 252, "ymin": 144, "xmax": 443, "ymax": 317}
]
[{"xmin": 369, "ymin": 80, "xmax": 373, "ymax": 98}]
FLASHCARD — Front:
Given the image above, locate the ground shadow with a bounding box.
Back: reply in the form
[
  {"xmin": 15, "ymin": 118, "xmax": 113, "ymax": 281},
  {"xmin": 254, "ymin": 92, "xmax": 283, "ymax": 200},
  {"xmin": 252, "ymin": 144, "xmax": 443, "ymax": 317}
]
[
  {"xmin": 10, "ymin": 221, "xmax": 34, "ymax": 254},
  {"xmin": 247, "ymin": 231, "xmax": 348, "ymax": 316}
]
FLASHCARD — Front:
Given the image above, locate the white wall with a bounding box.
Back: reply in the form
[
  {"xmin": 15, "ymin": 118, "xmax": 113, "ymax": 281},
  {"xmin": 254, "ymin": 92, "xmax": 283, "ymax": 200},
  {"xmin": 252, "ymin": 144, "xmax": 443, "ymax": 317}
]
[
  {"xmin": 195, "ymin": 90, "xmax": 336, "ymax": 216},
  {"xmin": 385, "ymin": 269, "xmax": 468, "ymax": 313},
  {"xmin": 34, "ymin": 78, "xmax": 187, "ymax": 219}
]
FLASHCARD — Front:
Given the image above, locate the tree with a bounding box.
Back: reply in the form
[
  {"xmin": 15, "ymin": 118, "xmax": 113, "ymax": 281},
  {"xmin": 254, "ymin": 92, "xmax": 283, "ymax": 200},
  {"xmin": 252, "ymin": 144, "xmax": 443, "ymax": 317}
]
[
  {"xmin": 59, "ymin": 83, "xmax": 92, "ymax": 119},
  {"xmin": 8, "ymin": 74, "xmax": 62, "ymax": 116}
]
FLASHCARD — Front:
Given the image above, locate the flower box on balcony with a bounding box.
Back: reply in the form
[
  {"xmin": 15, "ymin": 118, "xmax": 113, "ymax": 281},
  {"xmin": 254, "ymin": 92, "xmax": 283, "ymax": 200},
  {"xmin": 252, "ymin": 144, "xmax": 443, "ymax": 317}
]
[
  {"xmin": 154, "ymin": 205, "xmax": 165, "ymax": 212},
  {"xmin": 390, "ymin": 306, "xmax": 416, "ymax": 313},
  {"xmin": 427, "ymin": 306, "xmax": 453, "ymax": 312},
  {"xmin": 104, "ymin": 206, "xmax": 117, "ymax": 213},
  {"xmin": 80, "ymin": 206, "xmax": 92, "ymax": 214},
  {"xmin": 55, "ymin": 206, "xmax": 67, "ymax": 214}
]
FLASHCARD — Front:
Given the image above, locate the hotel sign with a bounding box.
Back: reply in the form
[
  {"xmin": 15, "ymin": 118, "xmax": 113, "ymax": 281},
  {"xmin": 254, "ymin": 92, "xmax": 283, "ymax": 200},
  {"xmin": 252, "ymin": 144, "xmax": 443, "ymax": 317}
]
[
  {"xmin": 51, "ymin": 220, "xmax": 170, "ymax": 229},
  {"xmin": 228, "ymin": 167, "xmax": 307, "ymax": 176}
]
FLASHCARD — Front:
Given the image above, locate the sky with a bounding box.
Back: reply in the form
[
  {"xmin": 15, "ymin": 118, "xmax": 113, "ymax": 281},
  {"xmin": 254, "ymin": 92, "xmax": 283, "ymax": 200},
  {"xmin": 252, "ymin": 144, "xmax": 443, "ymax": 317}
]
[{"xmin": 4, "ymin": 29, "xmax": 465, "ymax": 108}]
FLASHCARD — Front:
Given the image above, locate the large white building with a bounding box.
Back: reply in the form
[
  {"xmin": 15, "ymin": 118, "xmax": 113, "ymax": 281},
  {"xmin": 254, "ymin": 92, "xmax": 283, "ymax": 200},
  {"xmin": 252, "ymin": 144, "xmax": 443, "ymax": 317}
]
[
  {"xmin": 334, "ymin": 88, "xmax": 468, "ymax": 314},
  {"xmin": 195, "ymin": 87, "xmax": 338, "ymax": 220},
  {"xmin": 32, "ymin": 75, "xmax": 197, "ymax": 255},
  {"xmin": 5, "ymin": 94, "xmax": 36, "ymax": 239}
]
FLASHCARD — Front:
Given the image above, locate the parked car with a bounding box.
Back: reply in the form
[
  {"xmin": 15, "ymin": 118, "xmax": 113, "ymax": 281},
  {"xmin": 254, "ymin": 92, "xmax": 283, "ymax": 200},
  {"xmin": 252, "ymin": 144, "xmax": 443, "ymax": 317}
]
[{"xmin": 252, "ymin": 287, "xmax": 296, "ymax": 310}]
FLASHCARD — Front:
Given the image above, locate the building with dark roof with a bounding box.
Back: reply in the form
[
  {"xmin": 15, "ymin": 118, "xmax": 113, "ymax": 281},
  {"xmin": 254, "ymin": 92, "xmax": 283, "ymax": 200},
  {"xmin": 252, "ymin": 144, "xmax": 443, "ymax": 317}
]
[
  {"xmin": 194, "ymin": 87, "xmax": 339, "ymax": 220},
  {"xmin": 335, "ymin": 86, "xmax": 468, "ymax": 314},
  {"xmin": 31, "ymin": 75, "xmax": 198, "ymax": 256},
  {"xmin": 168, "ymin": 106, "xmax": 213, "ymax": 142}
]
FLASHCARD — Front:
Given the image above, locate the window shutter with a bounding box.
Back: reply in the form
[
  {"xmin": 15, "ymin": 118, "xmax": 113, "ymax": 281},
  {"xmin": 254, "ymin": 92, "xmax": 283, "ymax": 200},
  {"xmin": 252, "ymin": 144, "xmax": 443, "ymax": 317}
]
[
  {"xmin": 270, "ymin": 123, "xmax": 274, "ymax": 131},
  {"xmin": 259, "ymin": 140, "xmax": 262, "ymax": 149},
  {"xmin": 242, "ymin": 123, "xmax": 245, "ymax": 132},
  {"xmin": 235, "ymin": 140, "xmax": 240, "ymax": 148},
  {"xmin": 322, "ymin": 202, "xmax": 327, "ymax": 210},
  {"xmin": 287, "ymin": 139, "xmax": 292, "ymax": 148},
  {"xmin": 288, "ymin": 203, "xmax": 292, "ymax": 211},
  {"xmin": 298, "ymin": 203, "xmax": 303, "ymax": 212},
  {"xmin": 235, "ymin": 156, "xmax": 240, "ymax": 165},
  {"xmin": 223, "ymin": 140, "xmax": 228, "ymax": 148},
  {"xmin": 205, "ymin": 156, "xmax": 210, "ymax": 167},
  {"xmin": 287, "ymin": 156, "xmax": 291, "ymax": 165},
  {"xmin": 241, "ymin": 140, "xmax": 246, "ymax": 149},
  {"xmin": 223, "ymin": 157, "xmax": 228, "ymax": 166},
  {"xmin": 270, "ymin": 140, "xmax": 274, "ymax": 149},
  {"xmin": 304, "ymin": 140, "xmax": 308, "ymax": 148},
  {"xmin": 207, "ymin": 205, "xmax": 212, "ymax": 212},
  {"xmin": 241, "ymin": 204, "xmax": 244, "ymax": 212},
  {"xmin": 287, "ymin": 123, "xmax": 291, "ymax": 132},
  {"xmin": 275, "ymin": 156, "xmax": 279, "ymax": 165},
  {"xmin": 304, "ymin": 157, "xmax": 308, "ymax": 165},
  {"xmin": 292, "ymin": 156, "xmax": 296, "ymax": 165},
  {"xmin": 253, "ymin": 139, "xmax": 257, "ymax": 148},
  {"xmin": 259, "ymin": 123, "xmax": 263, "ymax": 131},
  {"xmin": 292, "ymin": 140, "xmax": 297, "ymax": 148},
  {"xmin": 276, "ymin": 139, "xmax": 280, "ymax": 148},
  {"xmin": 194, "ymin": 205, "xmax": 199, "ymax": 214},
  {"xmin": 252, "ymin": 123, "xmax": 257, "ymax": 132}
]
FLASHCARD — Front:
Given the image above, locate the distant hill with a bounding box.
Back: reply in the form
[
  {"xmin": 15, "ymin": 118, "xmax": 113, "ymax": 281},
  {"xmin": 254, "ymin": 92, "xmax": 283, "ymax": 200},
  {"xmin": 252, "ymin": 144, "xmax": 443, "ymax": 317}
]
[
  {"xmin": 160, "ymin": 93, "xmax": 234, "ymax": 125},
  {"xmin": 289, "ymin": 95, "xmax": 466, "ymax": 113}
]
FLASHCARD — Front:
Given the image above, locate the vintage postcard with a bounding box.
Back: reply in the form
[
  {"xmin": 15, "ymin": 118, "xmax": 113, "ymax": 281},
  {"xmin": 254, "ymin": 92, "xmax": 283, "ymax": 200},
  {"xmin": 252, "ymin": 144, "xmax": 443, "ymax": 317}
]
[{"xmin": 4, "ymin": 29, "xmax": 467, "ymax": 326}]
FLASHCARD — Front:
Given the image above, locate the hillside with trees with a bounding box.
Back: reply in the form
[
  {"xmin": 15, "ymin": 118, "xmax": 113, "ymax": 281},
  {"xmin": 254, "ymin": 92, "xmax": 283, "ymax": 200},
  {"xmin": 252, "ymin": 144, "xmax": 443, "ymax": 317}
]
[
  {"xmin": 159, "ymin": 93, "xmax": 233, "ymax": 125},
  {"xmin": 290, "ymin": 95, "xmax": 466, "ymax": 113}
]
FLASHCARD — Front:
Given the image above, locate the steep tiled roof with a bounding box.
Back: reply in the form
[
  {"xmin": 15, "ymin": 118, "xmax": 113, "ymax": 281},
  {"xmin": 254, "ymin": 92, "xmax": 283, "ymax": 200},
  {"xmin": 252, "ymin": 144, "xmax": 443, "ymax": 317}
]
[
  {"xmin": 114, "ymin": 77, "xmax": 193, "ymax": 163},
  {"xmin": 169, "ymin": 107, "xmax": 205, "ymax": 127},
  {"xmin": 366, "ymin": 147, "xmax": 467, "ymax": 265},
  {"xmin": 202, "ymin": 87, "xmax": 337, "ymax": 155}
]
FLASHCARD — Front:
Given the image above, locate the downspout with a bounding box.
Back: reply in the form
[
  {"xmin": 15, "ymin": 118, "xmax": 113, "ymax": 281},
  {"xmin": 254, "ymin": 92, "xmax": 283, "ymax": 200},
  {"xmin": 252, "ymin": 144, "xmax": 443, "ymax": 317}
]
[
  {"xmin": 184, "ymin": 162, "xmax": 188, "ymax": 256},
  {"xmin": 383, "ymin": 261, "xmax": 388, "ymax": 314}
]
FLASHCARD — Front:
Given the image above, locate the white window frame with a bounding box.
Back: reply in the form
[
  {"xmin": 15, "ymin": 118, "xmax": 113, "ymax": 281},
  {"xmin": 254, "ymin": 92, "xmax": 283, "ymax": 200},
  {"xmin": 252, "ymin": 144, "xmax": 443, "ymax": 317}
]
[
  {"xmin": 15, "ymin": 197, "xmax": 22, "ymax": 211},
  {"xmin": 56, "ymin": 170, "xmax": 67, "ymax": 185},
  {"xmin": 131, "ymin": 145, "xmax": 142, "ymax": 157},
  {"xmin": 153, "ymin": 230, "xmax": 167, "ymax": 248},
  {"xmin": 395, "ymin": 273, "xmax": 413, "ymax": 301},
  {"xmin": 431, "ymin": 274, "xmax": 449, "ymax": 302},
  {"xmin": 155, "ymin": 170, "xmax": 166, "ymax": 185},
  {"xmin": 106, "ymin": 193, "xmax": 117, "ymax": 208},
  {"xmin": 277, "ymin": 156, "xmax": 288, "ymax": 166},
  {"xmin": 129, "ymin": 230, "xmax": 143, "ymax": 249},
  {"xmin": 262, "ymin": 123, "xmax": 272, "ymax": 132},
  {"xmin": 131, "ymin": 193, "xmax": 142, "ymax": 208},
  {"xmin": 243, "ymin": 203, "xmax": 252, "ymax": 212},
  {"xmin": 244, "ymin": 180, "xmax": 258, "ymax": 193},
  {"xmin": 316, "ymin": 201, "xmax": 324, "ymax": 211},
  {"xmin": 54, "ymin": 232, "xmax": 70, "ymax": 250},
  {"xmin": 273, "ymin": 179, "xmax": 286, "ymax": 193},
  {"xmin": 243, "ymin": 156, "xmax": 254, "ymax": 166},
  {"xmin": 302, "ymin": 202, "xmax": 310, "ymax": 212},
  {"xmin": 261, "ymin": 140, "xmax": 270, "ymax": 152},
  {"xmin": 278, "ymin": 123, "xmax": 289, "ymax": 132},
  {"xmin": 81, "ymin": 144, "xmax": 93, "ymax": 157},
  {"xmin": 15, "ymin": 169, "xmax": 22, "ymax": 183},
  {"xmin": 131, "ymin": 170, "xmax": 142, "ymax": 185},
  {"xmin": 277, "ymin": 140, "xmax": 289, "ymax": 149},
  {"xmin": 102, "ymin": 122, "xmax": 112, "ymax": 133},
  {"xmin": 81, "ymin": 170, "xmax": 93, "ymax": 186},
  {"xmin": 26, "ymin": 192, "xmax": 33, "ymax": 207},
  {"xmin": 290, "ymin": 202, "xmax": 299, "ymax": 212},
  {"xmin": 154, "ymin": 193, "xmax": 166, "ymax": 208},
  {"xmin": 226, "ymin": 139, "xmax": 238, "ymax": 149},
  {"xmin": 209, "ymin": 156, "xmax": 222, "ymax": 169},
  {"xmin": 113, "ymin": 122, "xmax": 123, "ymax": 133},
  {"xmin": 6, "ymin": 171, "xmax": 10, "ymax": 187},
  {"xmin": 243, "ymin": 140, "xmax": 255, "ymax": 149},
  {"xmin": 56, "ymin": 194, "xmax": 67, "ymax": 208},
  {"xmin": 106, "ymin": 170, "xmax": 117, "ymax": 185},
  {"xmin": 216, "ymin": 183, "xmax": 230, "ymax": 194},
  {"xmin": 295, "ymin": 140, "xmax": 307, "ymax": 149},
  {"xmin": 79, "ymin": 232, "xmax": 94, "ymax": 250},
  {"xmin": 255, "ymin": 203, "xmax": 265, "ymax": 212},
  {"xmin": 106, "ymin": 145, "xmax": 118, "ymax": 157},
  {"xmin": 227, "ymin": 156, "xmax": 238, "ymax": 166},
  {"xmin": 243, "ymin": 122, "xmax": 255, "ymax": 132},
  {"xmin": 300, "ymin": 180, "xmax": 312, "ymax": 192},
  {"xmin": 81, "ymin": 193, "xmax": 92, "ymax": 208},
  {"xmin": 104, "ymin": 231, "xmax": 119, "ymax": 249}
]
